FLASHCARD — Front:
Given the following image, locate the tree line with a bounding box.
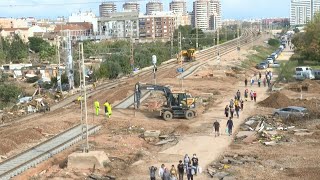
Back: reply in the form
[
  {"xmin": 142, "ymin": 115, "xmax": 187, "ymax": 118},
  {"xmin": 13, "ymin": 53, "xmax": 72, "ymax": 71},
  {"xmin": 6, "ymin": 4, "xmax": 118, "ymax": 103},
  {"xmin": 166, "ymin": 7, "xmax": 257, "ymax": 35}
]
[
  {"xmin": 0, "ymin": 35, "xmax": 56, "ymax": 64},
  {"xmin": 292, "ymin": 13, "xmax": 320, "ymax": 63},
  {"xmin": 83, "ymin": 25, "xmax": 239, "ymax": 80}
]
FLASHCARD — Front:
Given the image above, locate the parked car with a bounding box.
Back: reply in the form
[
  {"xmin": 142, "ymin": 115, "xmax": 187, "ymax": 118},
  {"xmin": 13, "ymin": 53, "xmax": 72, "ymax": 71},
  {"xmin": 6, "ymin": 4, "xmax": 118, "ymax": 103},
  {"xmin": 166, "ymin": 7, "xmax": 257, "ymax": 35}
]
[
  {"xmin": 266, "ymin": 58, "xmax": 274, "ymax": 64},
  {"xmin": 314, "ymin": 70, "xmax": 320, "ymax": 80},
  {"xmin": 273, "ymin": 106, "xmax": 308, "ymax": 119},
  {"xmin": 268, "ymin": 55, "xmax": 276, "ymax": 61},
  {"xmin": 295, "ymin": 66, "xmax": 315, "ymax": 80},
  {"xmin": 271, "ymin": 53, "xmax": 278, "ymax": 59},
  {"xmin": 256, "ymin": 62, "xmax": 268, "ymax": 69},
  {"xmin": 268, "ymin": 62, "xmax": 280, "ymax": 68}
]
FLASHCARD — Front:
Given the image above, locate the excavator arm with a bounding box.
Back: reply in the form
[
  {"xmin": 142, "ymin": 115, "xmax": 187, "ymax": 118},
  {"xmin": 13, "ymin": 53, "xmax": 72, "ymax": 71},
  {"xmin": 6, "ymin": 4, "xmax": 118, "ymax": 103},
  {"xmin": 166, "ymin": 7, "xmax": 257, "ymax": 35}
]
[{"xmin": 134, "ymin": 82, "xmax": 172, "ymax": 109}]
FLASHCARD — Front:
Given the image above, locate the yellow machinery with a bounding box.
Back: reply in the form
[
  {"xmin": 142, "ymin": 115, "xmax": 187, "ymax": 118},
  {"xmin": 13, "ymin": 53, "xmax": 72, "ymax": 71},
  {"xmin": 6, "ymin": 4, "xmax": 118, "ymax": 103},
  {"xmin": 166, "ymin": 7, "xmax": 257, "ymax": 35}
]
[
  {"xmin": 187, "ymin": 48, "xmax": 196, "ymax": 61},
  {"xmin": 134, "ymin": 83, "xmax": 197, "ymax": 120},
  {"xmin": 177, "ymin": 49, "xmax": 196, "ymax": 63}
]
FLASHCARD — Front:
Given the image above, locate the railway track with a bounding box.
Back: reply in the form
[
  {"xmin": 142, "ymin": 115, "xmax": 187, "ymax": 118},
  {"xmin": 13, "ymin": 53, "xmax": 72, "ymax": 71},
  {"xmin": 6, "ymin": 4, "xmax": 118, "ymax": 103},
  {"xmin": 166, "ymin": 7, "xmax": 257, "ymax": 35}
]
[
  {"xmin": 0, "ymin": 124, "xmax": 101, "ymax": 179},
  {"xmin": 115, "ymin": 29, "xmax": 260, "ymax": 109},
  {"xmin": 0, "ymin": 29, "xmax": 261, "ymax": 179}
]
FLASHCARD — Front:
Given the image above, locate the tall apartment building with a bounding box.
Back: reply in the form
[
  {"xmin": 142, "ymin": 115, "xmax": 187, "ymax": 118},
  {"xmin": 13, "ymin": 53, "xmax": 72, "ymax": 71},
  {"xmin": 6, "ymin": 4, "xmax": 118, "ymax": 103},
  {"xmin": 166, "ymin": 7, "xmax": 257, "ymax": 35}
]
[
  {"xmin": 98, "ymin": 12, "xmax": 139, "ymax": 39},
  {"xmin": 193, "ymin": 0, "xmax": 221, "ymax": 30},
  {"xmin": 146, "ymin": 1, "xmax": 163, "ymax": 15},
  {"xmin": 312, "ymin": 0, "xmax": 320, "ymax": 14},
  {"xmin": 290, "ymin": 0, "xmax": 320, "ymax": 25},
  {"xmin": 139, "ymin": 12, "xmax": 175, "ymax": 40},
  {"xmin": 99, "ymin": 2, "xmax": 117, "ymax": 17},
  {"xmin": 123, "ymin": 2, "xmax": 140, "ymax": 12},
  {"xmin": 169, "ymin": 0, "xmax": 190, "ymax": 27},
  {"xmin": 169, "ymin": 0, "xmax": 187, "ymax": 15}
]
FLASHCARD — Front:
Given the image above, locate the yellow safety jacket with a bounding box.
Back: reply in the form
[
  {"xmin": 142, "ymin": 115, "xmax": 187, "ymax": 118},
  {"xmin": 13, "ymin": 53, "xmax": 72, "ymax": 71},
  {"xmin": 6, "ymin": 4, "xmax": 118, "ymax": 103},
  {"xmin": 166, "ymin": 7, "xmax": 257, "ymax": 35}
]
[
  {"xmin": 94, "ymin": 101, "xmax": 100, "ymax": 109},
  {"xmin": 104, "ymin": 102, "xmax": 112, "ymax": 113}
]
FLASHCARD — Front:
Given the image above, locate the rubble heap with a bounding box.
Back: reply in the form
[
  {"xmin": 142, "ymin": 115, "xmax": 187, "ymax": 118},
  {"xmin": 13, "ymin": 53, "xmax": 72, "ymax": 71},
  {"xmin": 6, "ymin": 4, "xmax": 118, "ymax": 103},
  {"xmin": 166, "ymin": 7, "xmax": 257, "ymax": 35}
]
[
  {"xmin": 207, "ymin": 154, "xmax": 259, "ymax": 179},
  {"xmin": 236, "ymin": 115, "xmax": 292, "ymax": 146}
]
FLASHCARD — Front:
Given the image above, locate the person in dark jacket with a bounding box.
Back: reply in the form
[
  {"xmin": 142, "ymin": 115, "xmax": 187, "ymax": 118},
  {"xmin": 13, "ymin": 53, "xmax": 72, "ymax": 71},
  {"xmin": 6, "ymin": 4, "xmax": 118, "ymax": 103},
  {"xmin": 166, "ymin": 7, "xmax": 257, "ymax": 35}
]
[
  {"xmin": 224, "ymin": 105, "xmax": 229, "ymax": 117},
  {"xmin": 213, "ymin": 120, "xmax": 220, "ymax": 137},
  {"xmin": 226, "ymin": 117, "xmax": 234, "ymax": 136},
  {"xmin": 186, "ymin": 163, "xmax": 196, "ymax": 180},
  {"xmin": 149, "ymin": 166, "xmax": 157, "ymax": 180},
  {"xmin": 191, "ymin": 154, "xmax": 199, "ymax": 175},
  {"xmin": 177, "ymin": 160, "xmax": 184, "ymax": 180}
]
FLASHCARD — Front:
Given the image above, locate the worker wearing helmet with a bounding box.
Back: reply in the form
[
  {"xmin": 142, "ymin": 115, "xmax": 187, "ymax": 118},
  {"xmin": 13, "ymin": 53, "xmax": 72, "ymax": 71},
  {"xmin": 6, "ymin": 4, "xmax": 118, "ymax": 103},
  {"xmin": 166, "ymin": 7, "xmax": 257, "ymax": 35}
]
[{"xmin": 94, "ymin": 100, "xmax": 100, "ymax": 116}]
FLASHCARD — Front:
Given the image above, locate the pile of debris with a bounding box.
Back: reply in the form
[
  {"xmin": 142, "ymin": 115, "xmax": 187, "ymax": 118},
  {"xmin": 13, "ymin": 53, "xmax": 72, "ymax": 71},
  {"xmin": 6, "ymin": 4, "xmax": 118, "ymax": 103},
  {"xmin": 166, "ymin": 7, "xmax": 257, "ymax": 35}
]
[
  {"xmin": 142, "ymin": 130, "xmax": 179, "ymax": 146},
  {"xmin": 236, "ymin": 115, "xmax": 292, "ymax": 146},
  {"xmin": 207, "ymin": 154, "xmax": 259, "ymax": 179}
]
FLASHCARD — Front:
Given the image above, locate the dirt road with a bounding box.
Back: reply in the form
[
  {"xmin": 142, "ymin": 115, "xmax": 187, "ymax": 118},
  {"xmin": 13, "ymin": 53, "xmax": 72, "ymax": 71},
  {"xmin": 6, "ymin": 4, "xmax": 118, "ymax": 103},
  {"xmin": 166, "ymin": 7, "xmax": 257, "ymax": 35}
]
[{"xmin": 125, "ymin": 38, "xmax": 294, "ymax": 179}]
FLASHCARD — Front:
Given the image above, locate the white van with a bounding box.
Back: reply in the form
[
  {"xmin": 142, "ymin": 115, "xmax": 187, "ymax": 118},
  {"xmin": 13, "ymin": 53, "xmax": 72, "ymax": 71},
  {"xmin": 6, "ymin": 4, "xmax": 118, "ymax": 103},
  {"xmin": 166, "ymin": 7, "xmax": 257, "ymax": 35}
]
[{"xmin": 295, "ymin": 66, "xmax": 315, "ymax": 80}]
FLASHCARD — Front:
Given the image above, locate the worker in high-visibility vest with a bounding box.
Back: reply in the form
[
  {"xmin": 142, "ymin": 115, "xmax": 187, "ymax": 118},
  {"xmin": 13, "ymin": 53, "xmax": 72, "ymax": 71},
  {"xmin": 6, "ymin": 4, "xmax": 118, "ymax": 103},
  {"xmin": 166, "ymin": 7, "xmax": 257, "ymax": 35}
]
[
  {"xmin": 94, "ymin": 100, "xmax": 100, "ymax": 116},
  {"xmin": 77, "ymin": 96, "xmax": 83, "ymax": 108},
  {"xmin": 103, "ymin": 100, "xmax": 112, "ymax": 118}
]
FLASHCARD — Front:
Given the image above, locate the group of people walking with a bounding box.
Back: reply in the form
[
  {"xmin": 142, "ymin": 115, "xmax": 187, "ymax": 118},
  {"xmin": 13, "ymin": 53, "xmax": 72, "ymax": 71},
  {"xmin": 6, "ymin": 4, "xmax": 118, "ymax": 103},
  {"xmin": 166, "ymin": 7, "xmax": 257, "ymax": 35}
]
[
  {"xmin": 149, "ymin": 154, "xmax": 200, "ymax": 180},
  {"xmin": 244, "ymin": 70, "xmax": 273, "ymax": 88}
]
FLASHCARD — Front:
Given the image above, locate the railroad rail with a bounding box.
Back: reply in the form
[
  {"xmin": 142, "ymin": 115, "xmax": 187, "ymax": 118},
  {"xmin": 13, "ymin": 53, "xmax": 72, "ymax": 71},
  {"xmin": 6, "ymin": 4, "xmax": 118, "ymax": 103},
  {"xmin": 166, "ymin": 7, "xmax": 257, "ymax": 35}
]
[
  {"xmin": 115, "ymin": 29, "xmax": 260, "ymax": 109},
  {"xmin": 0, "ymin": 124, "xmax": 101, "ymax": 179}
]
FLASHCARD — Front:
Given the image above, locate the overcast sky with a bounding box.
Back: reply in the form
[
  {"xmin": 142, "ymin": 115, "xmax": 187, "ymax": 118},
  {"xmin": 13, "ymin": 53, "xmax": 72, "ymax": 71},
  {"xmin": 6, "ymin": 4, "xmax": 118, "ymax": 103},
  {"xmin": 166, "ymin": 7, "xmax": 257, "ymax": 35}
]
[{"xmin": 0, "ymin": 0, "xmax": 290, "ymax": 19}]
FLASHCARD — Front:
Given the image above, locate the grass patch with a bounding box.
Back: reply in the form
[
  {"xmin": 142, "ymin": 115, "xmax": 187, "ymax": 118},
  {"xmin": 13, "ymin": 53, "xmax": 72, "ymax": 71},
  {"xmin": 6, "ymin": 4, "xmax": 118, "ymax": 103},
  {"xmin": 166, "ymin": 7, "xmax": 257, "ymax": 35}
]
[{"xmin": 241, "ymin": 45, "xmax": 277, "ymax": 68}]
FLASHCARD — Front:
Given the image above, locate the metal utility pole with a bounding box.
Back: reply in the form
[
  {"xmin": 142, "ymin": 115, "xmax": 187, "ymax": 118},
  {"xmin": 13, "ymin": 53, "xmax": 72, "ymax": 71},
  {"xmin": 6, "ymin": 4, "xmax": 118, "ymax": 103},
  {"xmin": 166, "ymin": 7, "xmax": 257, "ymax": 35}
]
[
  {"xmin": 170, "ymin": 32, "xmax": 174, "ymax": 58},
  {"xmin": 65, "ymin": 30, "xmax": 74, "ymax": 90},
  {"xmin": 237, "ymin": 21, "xmax": 241, "ymax": 60},
  {"xmin": 130, "ymin": 38, "xmax": 134, "ymax": 70},
  {"xmin": 251, "ymin": 22, "xmax": 254, "ymax": 49},
  {"xmin": 56, "ymin": 36, "xmax": 62, "ymax": 92},
  {"xmin": 130, "ymin": 21, "xmax": 134, "ymax": 71},
  {"xmin": 79, "ymin": 42, "xmax": 89, "ymax": 152},
  {"xmin": 217, "ymin": 28, "xmax": 220, "ymax": 57},
  {"xmin": 178, "ymin": 31, "xmax": 183, "ymax": 90},
  {"xmin": 178, "ymin": 32, "xmax": 182, "ymax": 53},
  {"xmin": 196, "ymin": 27, "xmax": 199, "ymax": 49}
]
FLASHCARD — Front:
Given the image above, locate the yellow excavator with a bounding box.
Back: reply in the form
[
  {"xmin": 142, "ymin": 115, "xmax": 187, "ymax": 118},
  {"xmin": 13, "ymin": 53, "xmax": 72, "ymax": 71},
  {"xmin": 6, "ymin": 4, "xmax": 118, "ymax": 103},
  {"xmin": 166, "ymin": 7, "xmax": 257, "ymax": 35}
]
[
  {"xmin": 134, "ymin": 82, "xmax": 197, "ymax": 121},
  {"xmin": 177, "ymin": 48, "xmax": 196, "ymax": 64}
]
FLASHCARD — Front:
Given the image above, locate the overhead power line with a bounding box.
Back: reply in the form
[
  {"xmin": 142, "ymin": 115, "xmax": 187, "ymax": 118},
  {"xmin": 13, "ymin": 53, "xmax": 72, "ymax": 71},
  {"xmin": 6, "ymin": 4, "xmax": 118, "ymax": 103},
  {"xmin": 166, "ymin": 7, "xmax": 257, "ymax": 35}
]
[{"xmin": 0, "ymin": 0, "xmax": 146, "ymax": 7}]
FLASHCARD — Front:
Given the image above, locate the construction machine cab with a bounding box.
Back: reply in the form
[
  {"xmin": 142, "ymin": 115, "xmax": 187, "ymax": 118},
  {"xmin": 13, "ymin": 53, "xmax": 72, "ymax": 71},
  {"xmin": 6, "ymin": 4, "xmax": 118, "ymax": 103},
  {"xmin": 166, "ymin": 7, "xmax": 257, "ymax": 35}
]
[
  {"xmin": 187, "ymin": 48, "xmax": 196, "ymax": 61},
  {"xmin": 134, "ymin": 82, "xmax": 196, "ymax": 121}
]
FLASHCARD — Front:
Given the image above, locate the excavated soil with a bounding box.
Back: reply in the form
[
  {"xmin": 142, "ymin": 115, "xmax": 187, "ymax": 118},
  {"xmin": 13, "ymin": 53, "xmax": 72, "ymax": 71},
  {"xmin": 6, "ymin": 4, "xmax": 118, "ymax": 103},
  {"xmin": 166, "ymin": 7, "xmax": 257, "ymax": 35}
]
[
  {"xmin": 258, "ymin": 92, "xmax": 293, "ymax": 108},
  {"xmin": 287, "ymin": 79, "xmax": 320, "ymax": 93},
  {"xmin": 259, "ymin": 92, "xmax": 320, "ymax": 117}
]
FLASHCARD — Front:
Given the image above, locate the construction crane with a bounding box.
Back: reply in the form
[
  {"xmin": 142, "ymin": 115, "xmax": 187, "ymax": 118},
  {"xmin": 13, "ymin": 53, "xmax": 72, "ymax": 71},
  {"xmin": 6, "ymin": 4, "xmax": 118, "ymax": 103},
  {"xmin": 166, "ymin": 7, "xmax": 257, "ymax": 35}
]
[{"xmin": 134, "ymin": 82, "xmax": 197, "ymax": 121}]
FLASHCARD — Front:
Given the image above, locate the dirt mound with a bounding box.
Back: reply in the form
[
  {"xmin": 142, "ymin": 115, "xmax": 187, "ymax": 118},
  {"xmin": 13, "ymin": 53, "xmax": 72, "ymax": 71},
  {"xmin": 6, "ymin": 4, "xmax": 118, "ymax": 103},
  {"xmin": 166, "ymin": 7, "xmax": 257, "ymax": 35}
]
[
  {"xmin": 174, "ymin": 124, "xmax": 190, "ymax": 134},
  {"xmin": 287, "ymin": 80, "xmax": 320, "ymax": 93},
  {"xmin": 258, "ymin": 92, "xmax": 293, "ymax": 108},
  {"xmin": 259, "ymin": 92, "xmax": 320, "ymax": 117}
]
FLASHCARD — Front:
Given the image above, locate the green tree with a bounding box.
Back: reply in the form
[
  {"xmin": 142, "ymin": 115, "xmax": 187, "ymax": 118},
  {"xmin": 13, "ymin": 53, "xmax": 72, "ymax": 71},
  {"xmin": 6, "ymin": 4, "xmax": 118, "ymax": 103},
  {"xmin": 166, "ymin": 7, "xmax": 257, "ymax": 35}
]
[
  {"xmin": 7, "ymin": 35, "xmax": 28, "ymax": 63},
  {"xmin": 28, "ymin": 37, "xmax": 56, "ymax": 62},
  {"xmin": 268, "ymin": 38, "xmax": 280, "ymax": 48},
  {"xmin": 28, "ymin": 37, "xmax": 45, "ymax": 53},
  {"xmin": 0, "ymin": 83, "xmax": 21, "ymax": 106},
  {"xmin": 292, "ymin": 13, "xmax": 320, "ymax": 63}
]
